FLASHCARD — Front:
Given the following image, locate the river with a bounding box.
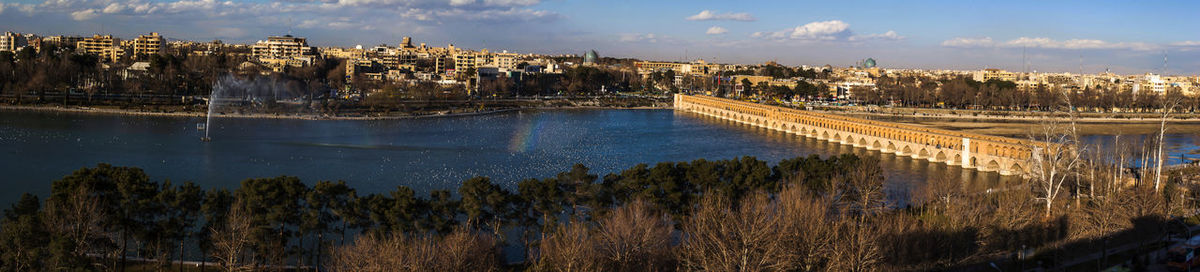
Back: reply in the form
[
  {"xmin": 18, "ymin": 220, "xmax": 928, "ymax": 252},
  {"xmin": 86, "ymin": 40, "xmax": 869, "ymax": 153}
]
[{"xmin": 1, "ymin": 108, "xmax": 1196, "ymax": 207}]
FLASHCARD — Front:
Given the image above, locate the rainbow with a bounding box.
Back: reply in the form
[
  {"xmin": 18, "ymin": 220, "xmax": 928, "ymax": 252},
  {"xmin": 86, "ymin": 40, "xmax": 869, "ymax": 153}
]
[{"xmin": 508, "ymin": 116, "xmax": 541, "ymax": 153}]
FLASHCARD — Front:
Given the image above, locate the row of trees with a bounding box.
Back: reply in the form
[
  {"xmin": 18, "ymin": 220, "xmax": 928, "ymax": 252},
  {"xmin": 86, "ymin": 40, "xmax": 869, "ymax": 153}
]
[
  {"xmin": 0, "ymin": 45, "xmax": 346, "ymax": 107},
  {"xmin": 4, "ymin": 144, "xmax": 1193, "ymax": 271},
  {"xmin": 0, "ymin": 154, "xmax": 865, "ymax": 271},
  {"xmin": 851, "ymin": 75, "xmax": 1200, "ymax": 112}
]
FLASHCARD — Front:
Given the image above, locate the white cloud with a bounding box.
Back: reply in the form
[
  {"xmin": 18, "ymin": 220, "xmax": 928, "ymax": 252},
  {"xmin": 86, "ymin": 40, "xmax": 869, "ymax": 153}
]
[
  {"xmin": 18, "ymin": 4, "xmax": 35, "ymax": 14},
  {"xmin": 942, "ymin": 36, "xmax": 1158, "ymax": 51},
  {"xmin": 850, "ymin": 30, "xmax": 903, "ymax": 41},
  {"xmin": 619, "ymin": 33, "xmax": 657, "ymax": 43},
  {"xmin": 686, "ymin": 10, "xmax": 755, "ymax": 22},
  {"xmin": 941, "ymin": 37, "xmax": 994, "ymax": 48},
  {"xmin": 1003, "ymin": 37, "xmax": 1157, "ymax": 51},
  {"xmin": 1168, "ymin": 41, "xmax": 1200, "ymax": 47},
  {"xmin": 705, "ymin": 26, "xmax": 727, "ymax": 35},
  {"xmin": 70, "ymin": 8, "xmax": 98, "ymax": 20},
  {"xmin": 101, "ymin": 3, "xmax": 123, "ymax": 14},
  {"xmin": 753, "ymin": 20, "xmax": 851, "ymax": 41}
]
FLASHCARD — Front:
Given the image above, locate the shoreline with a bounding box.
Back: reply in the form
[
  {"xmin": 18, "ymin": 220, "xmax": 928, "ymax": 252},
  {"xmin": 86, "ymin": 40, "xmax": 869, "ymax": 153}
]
[{"xmin": 0, "ymin": 104, "xmax": 671, "ymax": 121}]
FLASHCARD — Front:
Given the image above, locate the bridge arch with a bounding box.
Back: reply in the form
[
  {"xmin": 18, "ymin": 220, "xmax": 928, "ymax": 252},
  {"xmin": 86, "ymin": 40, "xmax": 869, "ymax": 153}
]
[{"xmin": 985, "ymin": 160, "xmax": 1000, "ymax": 171}]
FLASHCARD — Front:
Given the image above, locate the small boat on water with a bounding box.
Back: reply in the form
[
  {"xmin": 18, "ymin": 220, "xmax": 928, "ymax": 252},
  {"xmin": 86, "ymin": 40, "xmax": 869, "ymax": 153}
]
[{"xmin": 196, "ymin": 123, "xmax": 206, "ymax": 131}]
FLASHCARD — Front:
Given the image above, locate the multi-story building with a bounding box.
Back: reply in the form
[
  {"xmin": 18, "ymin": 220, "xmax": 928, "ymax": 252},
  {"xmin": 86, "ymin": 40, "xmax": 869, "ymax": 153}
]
[
  {"xmin": 634, "ymin": 59, "xmax": 722, "ymax": 76},
  {"xmin": 42, "ymin": 35, "xmax": 84, "ymax": 48},
  {"xmin": 0, "ymin": 32, "xmax": 28, "ymax": 52},
  {"xmin": 131, "ymin": 32, "xmax": 164, "ymax": 59},
  {"xmin": 345, "ymin": 59, "xmax": 386, "ymax": 82},
  {"xmin": 77, "ymin": 34, "xmax": 124, "ymax": 62},
  {"xmin": 494, "ymin": 52, "xmax": 518, "ymax": 71},
  {"xmin": 77, "ymin": 35, "xmax": 117, "ymax": 54},
  {"xmin": 975, "ymin": 68, "xmax": 1017, "ymax": 82},
  {"xmin": 453, "ymin": 51, "xmax": 478, "ymax": 73},
  {"xmin": 321, "ymin": 47, "xmax": 366, "ymax": 60},
  {"xmin": 251, "ymin": 35, "xmax": 317, "ymax": 71},
  {"xmin": 1134, "ymin": 73, "xmax": 1166, "ymax": 94}
]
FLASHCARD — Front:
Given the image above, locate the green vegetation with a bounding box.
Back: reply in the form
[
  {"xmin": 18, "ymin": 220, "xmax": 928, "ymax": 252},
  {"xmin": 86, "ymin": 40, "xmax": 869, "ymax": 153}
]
[
  {"xmin": 850, "ymin": 75, "xmax": 1200, "ymax": 112},
  {"xmin": 0, "ymin": 153, "xmax": 1196, "ymax": 271}
]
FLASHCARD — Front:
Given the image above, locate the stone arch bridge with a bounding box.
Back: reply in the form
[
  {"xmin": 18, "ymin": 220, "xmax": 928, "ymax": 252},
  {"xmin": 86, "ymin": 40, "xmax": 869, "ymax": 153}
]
[{"xmin": 675, "ymin": 94, "xmax": 1043, "ymax": 175}]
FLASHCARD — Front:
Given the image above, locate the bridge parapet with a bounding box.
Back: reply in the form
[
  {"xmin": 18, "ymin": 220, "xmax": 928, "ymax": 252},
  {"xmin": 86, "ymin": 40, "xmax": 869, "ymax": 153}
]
[{"xmin": 674, "ymin": 94, "xmax": 1036, "ymax": 175}]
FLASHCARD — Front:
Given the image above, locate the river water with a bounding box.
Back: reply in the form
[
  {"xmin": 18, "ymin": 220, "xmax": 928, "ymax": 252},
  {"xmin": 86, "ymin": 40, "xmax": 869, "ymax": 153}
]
[{"xmin": 1, "ymin": 108, "xmax": 1196, "ymax": 207}]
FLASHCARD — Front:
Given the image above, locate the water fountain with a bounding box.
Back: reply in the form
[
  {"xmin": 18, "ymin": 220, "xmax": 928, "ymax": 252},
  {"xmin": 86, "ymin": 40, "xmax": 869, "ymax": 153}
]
[
  {"xmin": 199, "ymin": 75, "xmax": 303, "ymax": 142},
  {"xmin": 201, "ymin": 81, "xmax": 219, "ymax": 142}
]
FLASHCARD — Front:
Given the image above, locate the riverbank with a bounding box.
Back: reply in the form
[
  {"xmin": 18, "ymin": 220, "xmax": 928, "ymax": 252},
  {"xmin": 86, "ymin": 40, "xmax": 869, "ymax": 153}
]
[{"xmin": 0, "ymin": 104, "xmax": 671, "ymax": 121}]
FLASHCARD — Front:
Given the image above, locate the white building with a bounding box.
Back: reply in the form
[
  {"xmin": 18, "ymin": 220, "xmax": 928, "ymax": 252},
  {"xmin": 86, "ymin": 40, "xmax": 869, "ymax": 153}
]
[{"xmin": 0, "ymin": 32, "xmax": 27, "ymax": 52}]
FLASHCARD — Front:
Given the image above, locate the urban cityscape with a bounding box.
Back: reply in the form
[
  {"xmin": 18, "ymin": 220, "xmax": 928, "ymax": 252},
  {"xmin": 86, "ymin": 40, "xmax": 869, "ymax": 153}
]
[
  {"xmin": 1, "ymin": 1, "xmax": 1200, "ymax": 271},
  {"xmin": 2, "ymin": 30, "xmax": 1197, "ymax": 109}
]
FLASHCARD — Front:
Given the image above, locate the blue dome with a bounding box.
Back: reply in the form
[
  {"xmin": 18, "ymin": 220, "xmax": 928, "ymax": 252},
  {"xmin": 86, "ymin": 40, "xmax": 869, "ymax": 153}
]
[
  {"xmin": 864, "ymin": 58, "xmax": 876, "ymax": 68},
  {"xmin": 584, "ymin": 50, "xmax": 598, "ymax": 64}
]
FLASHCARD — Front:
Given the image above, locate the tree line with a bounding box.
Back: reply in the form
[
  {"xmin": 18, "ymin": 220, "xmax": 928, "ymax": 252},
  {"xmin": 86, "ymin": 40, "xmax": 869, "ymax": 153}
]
[
  {"xmin": 0, "ymin": 45, "xmax": 345, "ymax": 108},
  {"xmin": 1, "ymin": 149, "xmax": 1197, "ymax": 271},
  {"xmin": 850, "ymin": 75, "xmax": 1200, "ymax": 112}
]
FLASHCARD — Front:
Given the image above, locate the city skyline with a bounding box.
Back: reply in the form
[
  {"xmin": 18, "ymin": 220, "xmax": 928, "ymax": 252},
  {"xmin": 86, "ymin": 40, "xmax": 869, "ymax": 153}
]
[{"xmin": 1, "ymin": 0, "xmax": 1198, "ymax": 74}]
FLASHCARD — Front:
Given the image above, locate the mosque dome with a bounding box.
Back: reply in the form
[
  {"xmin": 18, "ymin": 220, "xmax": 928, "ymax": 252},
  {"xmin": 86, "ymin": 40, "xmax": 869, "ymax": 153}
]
[{"xmin": 584, "ymin": 50, "xmax": 599, "ymax": 64}]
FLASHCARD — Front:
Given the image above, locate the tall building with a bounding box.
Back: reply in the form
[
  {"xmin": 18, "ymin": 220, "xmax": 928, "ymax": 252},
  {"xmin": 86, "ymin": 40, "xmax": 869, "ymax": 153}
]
[
  {"xmin": 976, "ymin": 69, "xmax": 1016, "ymax": 82},
  {"xmin": 251, "ymin": 35, "xmax": 316, "ymax": 71},
  {"xmin": 77, "ymin": 34, "xmax": 123, "ymax": 62},
  {"xmin": 453, "ymin": 52, "xmax": 478, "ymax": 73},
  {"xmin": 131, "ymin": 32, "xmax": 164, "ymax": 59},
  {"xmin": 400, "ymin": 36, "xmax": 416, "ymax": 49},
  {"xmin": 0, "ymin": 32, "xmax": 28, "ymax": 52},
  {"xmin": 1134, "ymin": 73, "xmax": 1166, "ymax": 94},
  {"xmin": 77, "ymin": 34, "xmax": 117, "ymax": 55}
]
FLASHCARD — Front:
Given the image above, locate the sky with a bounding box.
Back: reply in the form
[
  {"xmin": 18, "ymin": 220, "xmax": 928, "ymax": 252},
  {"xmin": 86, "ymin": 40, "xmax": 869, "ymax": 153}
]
[{"xmin": 1, "ymin": 0, "xmax": 1199, "ymax": 74}]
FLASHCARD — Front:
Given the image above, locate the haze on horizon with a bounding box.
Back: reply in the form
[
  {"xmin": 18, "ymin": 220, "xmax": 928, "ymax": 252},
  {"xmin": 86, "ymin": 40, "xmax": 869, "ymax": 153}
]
[{"xmin": 1, "ymin": 0, "xmax": 1198, "ymax": 74}]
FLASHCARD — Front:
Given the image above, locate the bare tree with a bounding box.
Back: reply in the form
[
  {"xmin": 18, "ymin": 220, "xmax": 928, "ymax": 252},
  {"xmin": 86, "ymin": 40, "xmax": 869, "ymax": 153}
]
[
  {"xmin": 1153, "ymin": 98, "xmax": 1181, "ymax": 192},
  {"xmin": 210, "ymin": 199, "xmax": 253, "ymax": 272},
  {"xmin": 678, "ymin": 192, "xmax": 792, "ymax": 271},
  {"xmin": 593, "ymin": 199, "xmax": 673, "ymax": 271},
  {"xmin": 777, "ymin": 185, "xmax": 836, "ymax": 271},
  {"xmin": 329, "ymin": 228, "xmax": 500, "ymax": 272},
  {"xmin": 1029, "ymin": 116, "xmax": 1082, "ymax": 218},
  {"xmin": 534, "ymin": 221, "xmax": 602, "ymax": 272},
  {"xmin": 43, "ymin": 184, "xmax": 110, "ymax": 270}
]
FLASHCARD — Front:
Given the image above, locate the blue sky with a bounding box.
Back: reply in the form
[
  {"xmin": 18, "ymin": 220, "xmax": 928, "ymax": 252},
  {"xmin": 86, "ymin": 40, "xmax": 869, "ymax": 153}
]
[{"xmin": 2, "ymin": 0, "xmax": 1198, "ymax": 74}]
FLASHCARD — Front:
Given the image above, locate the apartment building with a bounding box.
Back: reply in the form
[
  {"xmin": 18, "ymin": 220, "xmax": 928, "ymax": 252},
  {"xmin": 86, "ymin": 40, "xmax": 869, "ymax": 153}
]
[
  {"xmin": 77, "ymin": 34, "xmax": 123, "ymax": 62},
  {"xmin": 0, "ymin": 32, "xmax": 28, "ymax": 52},
  {"xmin": 131, "ymin": 32, "xmax": 164, "ymax": 59},
  {"xmin": 251, "ymin": 35, "xmax": 317, "ymax": 71}
]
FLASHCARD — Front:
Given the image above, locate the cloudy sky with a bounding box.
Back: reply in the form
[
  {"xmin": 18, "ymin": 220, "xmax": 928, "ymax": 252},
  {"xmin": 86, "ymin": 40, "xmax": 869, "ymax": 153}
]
[{"xmin": 2, "ymin": 0, "xmax": 1198, "ymax": 74}]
